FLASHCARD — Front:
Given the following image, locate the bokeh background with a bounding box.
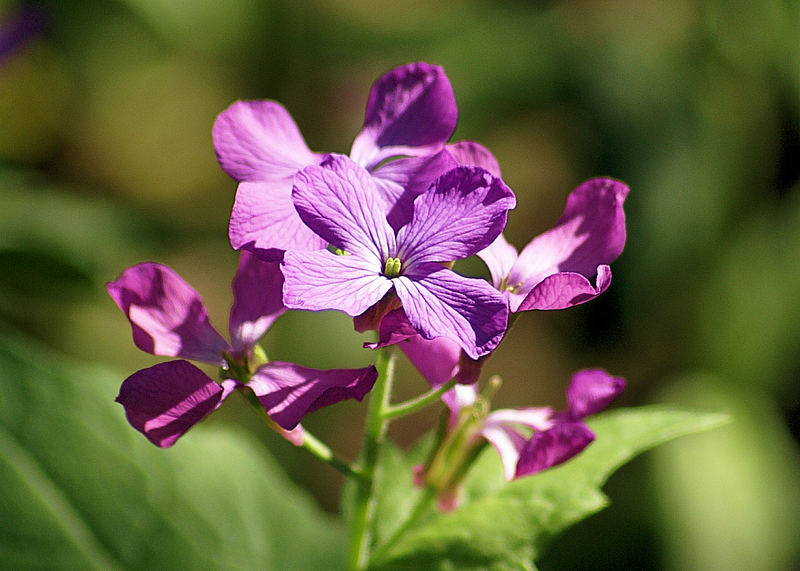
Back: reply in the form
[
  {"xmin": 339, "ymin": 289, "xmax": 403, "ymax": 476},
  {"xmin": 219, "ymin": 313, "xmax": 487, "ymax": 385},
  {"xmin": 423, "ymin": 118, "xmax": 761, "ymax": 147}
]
[{"xmin": 2, "ymin": 0, "xmax": 799, "ymax": 569}]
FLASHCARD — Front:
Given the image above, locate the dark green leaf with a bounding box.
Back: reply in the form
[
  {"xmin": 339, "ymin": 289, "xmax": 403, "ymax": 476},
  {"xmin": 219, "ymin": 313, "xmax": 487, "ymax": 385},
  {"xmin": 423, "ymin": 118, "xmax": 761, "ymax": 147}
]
[
  {"xmin": 372, "ymin": 407, "xmax": 729, "ymax": 570},
  {"xmin": 0, "ymin": 331, "xmax": 345, "ymax": 570}
]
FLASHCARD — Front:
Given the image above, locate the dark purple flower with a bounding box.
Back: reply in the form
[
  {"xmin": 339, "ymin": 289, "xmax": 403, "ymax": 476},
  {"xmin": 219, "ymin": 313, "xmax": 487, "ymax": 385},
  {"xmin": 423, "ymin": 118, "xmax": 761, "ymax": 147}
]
[
  {"xmin": 280, "ymin": 155, "xmax": 515, "ymax": 359},
  {"xmin": 107, "ymin": 251, "xmax": 377, "ymax": 448},
  {"xmin": 479, "ymin": 177, "xmax": 629, "ymax": 312},
  {"xmin": 213, "ymin": 62, "xmax": 498, "ymax": 259},
  {"xmin": 475, "ymin": 369, "xmax": 625, "ymax": 479}
]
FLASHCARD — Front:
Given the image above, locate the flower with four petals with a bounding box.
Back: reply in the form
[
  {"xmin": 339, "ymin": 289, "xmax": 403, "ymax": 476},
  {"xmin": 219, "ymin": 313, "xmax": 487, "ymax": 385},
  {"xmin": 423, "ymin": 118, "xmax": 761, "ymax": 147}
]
[{"xmin": 107, "ymin": 252, "xmax": 377, "ymax": 447}]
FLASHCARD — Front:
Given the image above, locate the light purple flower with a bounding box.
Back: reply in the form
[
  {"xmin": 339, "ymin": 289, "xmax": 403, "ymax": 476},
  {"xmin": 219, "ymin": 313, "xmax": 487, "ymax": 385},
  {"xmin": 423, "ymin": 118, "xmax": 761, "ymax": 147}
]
[
  {"xmin": 213, "ymin": 62, "xmax": 497, "ymax": 259},
  {"xmin": 363, "ymin": 177, "xmax": 629, "ymax": 388},
  {"xmin": 459, "ymin": 369, "xmax": 625, "ymax": 480},
  {"xmin": 479, "ymin": 177, "xmax": 629, "ymax": 312},
  {"xmin": 280, "ymin": 154, "xmax": 515, "ymax": 359},
  {"xmin": 107, "ymin": 252, "xmax": 377, "ymax": 448}
]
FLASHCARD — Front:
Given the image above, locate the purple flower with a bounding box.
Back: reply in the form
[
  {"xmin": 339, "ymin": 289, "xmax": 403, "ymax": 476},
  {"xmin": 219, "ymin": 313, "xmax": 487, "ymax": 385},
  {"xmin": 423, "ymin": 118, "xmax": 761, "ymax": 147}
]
[
  {"xmin": 479, "ymin": 177, "xmax": 629, "ymax": 312},
  {"xmin": 107, "ymin": 252, "xmax": 377, "ymax": 448},
  {"xmin": 417, "ymin": 370, "xmax": 624, "ymax": 510},
  {"xmin": 363, "ymin": 178, "xmax": 629, "ymax": 388},
  {"xmin": 467, "ymin": 369, "xmax": 625, "ymax": 480},
  {"xmin": 280, "ymin": 155, "xmax": 515, "ymax": 360},
  {"xmin": 213, "ymin": 61, "xmax": 497, "ymax": 259}
]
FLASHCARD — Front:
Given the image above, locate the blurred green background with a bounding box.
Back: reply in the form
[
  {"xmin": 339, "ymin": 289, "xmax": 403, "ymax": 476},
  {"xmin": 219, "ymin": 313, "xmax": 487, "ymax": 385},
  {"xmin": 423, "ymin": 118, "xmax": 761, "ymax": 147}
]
[{"xmin": 2, "ymin": 0, "xmax": 799, "ymax": 569}]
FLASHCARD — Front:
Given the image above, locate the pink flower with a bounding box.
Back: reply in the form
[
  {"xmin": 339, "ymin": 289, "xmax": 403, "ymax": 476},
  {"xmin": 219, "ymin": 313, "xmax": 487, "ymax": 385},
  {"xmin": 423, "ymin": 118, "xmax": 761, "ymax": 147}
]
[{"xmin": 107, "ymin": 251, "xmax": 377, "ymax": 448}]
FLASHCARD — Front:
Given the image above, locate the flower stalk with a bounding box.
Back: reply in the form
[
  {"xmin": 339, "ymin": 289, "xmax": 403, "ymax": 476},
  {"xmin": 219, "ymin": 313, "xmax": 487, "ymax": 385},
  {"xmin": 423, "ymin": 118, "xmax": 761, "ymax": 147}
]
[{"xmin": 347, "ymin": 345, "xmax": 396, "ymax": 570}]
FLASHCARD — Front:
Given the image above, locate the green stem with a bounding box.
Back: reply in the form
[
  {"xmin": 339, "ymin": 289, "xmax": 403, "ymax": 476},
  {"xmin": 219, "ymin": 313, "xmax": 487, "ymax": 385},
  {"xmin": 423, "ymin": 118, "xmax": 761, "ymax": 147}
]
[
  {"xmin": 238, "ymin": 388, "xmax": 362, "ymax": 480},
  {"xmin": 383, "ymin": 377, "xmax": 459, "ymax": 420},
  {"xmin": 301, "ymin": 430, "xmax": 365, "ymax": 482},
  {"xmin": 347, "ymin": 345, "xmax": 396, "ymax": 571}
]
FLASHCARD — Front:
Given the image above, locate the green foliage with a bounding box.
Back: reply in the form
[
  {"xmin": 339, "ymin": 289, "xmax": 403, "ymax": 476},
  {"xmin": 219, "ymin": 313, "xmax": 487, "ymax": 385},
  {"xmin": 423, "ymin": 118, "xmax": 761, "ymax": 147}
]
[
  {"xmin": 0, "ymin": 331, "xmax": 345, "ymax": 570},
  {"xmin": 370, "ymin": 408, "xmax": 729, "ymax": 570}
]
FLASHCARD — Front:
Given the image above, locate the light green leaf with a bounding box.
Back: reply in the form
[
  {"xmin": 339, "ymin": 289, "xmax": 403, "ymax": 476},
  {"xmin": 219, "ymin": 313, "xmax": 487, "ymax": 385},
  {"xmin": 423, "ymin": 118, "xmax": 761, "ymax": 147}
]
[
  {"xmin": 0, "ymin": 331, "xmax": 345, "ymax": 570},
  {"xmin": 372, "ymin": 407, "xmax": 729, "ymax": 570}
]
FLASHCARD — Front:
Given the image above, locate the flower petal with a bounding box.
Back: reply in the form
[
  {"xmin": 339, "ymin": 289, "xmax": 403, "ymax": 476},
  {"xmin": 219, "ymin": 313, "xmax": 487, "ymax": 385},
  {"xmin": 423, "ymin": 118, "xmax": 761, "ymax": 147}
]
[
  {"xmin": 107, "ymin": 263, "xmax": 229, "ymax": 364},
  {"xmin": 477, "ymin": 234, "xmax": 520, "ymax": 290},
  {"xmin": 350, "ymin": 62, "xmax": 457, "ymax": 170},
  {"xmin": 515, "ymin": 265, "xmax": 612, "ymax": 311},
  {"xmin": 481, "ymin": 422, "xmax": 530, "ymax": 481},
  {"xmin": 229, "ymin": 251, "xmax": 286, "ymax": 350},
  {"xmin": 282, "ymin": 249, "xmax": 392, "ymax": 316},
  {"xmin": 213, "ymin": 100, "xmax": 317, "ymax": 182},
  {"xmin": 364, "ymin": 308, "xmax": 461, "ymax": 385},
  {"xmin": 372, "ymin": 149, "xmax": 459, "ymax": 230},
  {"xmin": 393, "ymin": 266, "xmax": 509, "ymax": 359},
  {"xmin": 293, "ymin": 155, "xmax": 396, "ymax": 258},
  {"xmin": 247, "ymin": 362, "xmax": 378, "ymax": 429},
  {"xmin": 565, "ymin": 368, "xmax": 626, "ymax": 419},
  {"xmin": 508, "ymin": 177, "xmax": 628, "ymax": 299},
  {"xmin": 397, "ymin": 167, "xmax": 516, "ymax": 266},
  {"xmin": 115, "ymin": 360, "xmax": 233, "ymax": 448},
  {"xmin": 446, "ymin": 141, "xmax": 501, "ymax": 176},
  {"xmin": 229, "ymin": 180, "xmax": 326, "ymax": 260},
  {"xmin": 514, "ymin": 422, "xmax": 595, "ymax": 478}
]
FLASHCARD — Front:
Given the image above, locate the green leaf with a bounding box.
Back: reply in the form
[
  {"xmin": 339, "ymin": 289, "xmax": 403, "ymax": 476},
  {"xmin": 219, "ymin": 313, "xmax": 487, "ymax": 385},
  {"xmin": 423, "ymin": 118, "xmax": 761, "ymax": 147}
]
[
  {"xmin": 372, "ymin": 407, "xmax": 729, "ymax": 570},
  {"xmin": 0, "ymin": 330, "xmax": 345, "ymax": 570}
]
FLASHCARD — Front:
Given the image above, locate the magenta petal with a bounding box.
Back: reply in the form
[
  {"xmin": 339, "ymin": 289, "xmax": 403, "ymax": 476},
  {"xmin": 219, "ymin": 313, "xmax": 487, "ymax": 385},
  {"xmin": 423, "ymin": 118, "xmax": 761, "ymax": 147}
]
[
  {"xmin": 514, "ymin": 422, "xmax": 595, "ymax": 478},
  {"xmin": 398, "ymin": 167, "xmax": 516, "ymax": 266},
  {"xmin": 282, "ymin": 249, "xmax": 393, "ymax": 315},
  {"xmin": 367, "ymin": 308, "xmax": 465, "ymax": 386},
  {"xmin": 393, "ymin": 266, "xmax": 509, "ymax": 359},
  {"xmin": 213, "ymin": 100, "xmax": 317, "ymax": 182},
  {"xmin": 293, "ymin": 155, "xmax": 396, "ymax": 258},
  {"xmin": 229, "ymin": 180, "xmax": 326, "ymax": 259},
  {"xmin": 107, "ymin": 263, "xmax": 229, "ymax": 364},
  {"xmin": 350, "ymin": 62, "xmax": 457, "ymax": 170},
  {"xmin": 373, "ymin": 149, "xmax": 459, "ymax": 230},
  {"xmin": 566, "ymin": 368, "xmax": 626, "ymax": 419},
  {"xmin": 229, "ymin": 251, "xmax": 286, "ymax": 350},
  {"xmin": 247, "ymin": 362, "xmax": 378, "ymax": 429},
  {"xmin": 115, "ymin": 360, "xmax": 231, "ymax": 448},
  {"xmin": 446, "ymin": 141, "xmax": 502, "ymax": 177},
  {"xmin": 477, "ymin": 234, "xmax": 520, "ymax": 290},
  {"xmin": 516, "ymin": 265, "xmax": 612, "ymax": 311},
  {"xmin": 509, "ymin": 177, "xmax": 628, "ymax": 298}
]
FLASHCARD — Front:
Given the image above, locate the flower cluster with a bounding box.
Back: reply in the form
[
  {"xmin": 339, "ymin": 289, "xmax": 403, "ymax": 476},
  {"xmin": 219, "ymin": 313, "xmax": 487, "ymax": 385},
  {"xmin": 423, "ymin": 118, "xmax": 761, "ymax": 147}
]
[{"xmin": 109, "ymin": 62, "xmax": 629, "ymax": 499}]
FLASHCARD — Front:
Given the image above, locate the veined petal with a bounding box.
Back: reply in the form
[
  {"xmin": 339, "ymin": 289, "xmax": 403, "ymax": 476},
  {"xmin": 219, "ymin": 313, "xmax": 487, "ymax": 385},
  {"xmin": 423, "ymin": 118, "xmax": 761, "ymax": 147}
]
[
  {"xmin": 397, "ymin": 167, "xmax": 516, "ymax": 266},
  {"xmin": 515, "ymin": 265, "xmax": 612, "ymax": 311},
  {"xmin": 477, "ymin": 234, "xmax": 519, "ymax": 290},
  {"xmin": 107, "ymin": 263, "xmax": 229, "ymax": 364},
  {"xmin": 350, "ymin": 62, "xmax": 457, "ymax": 170},
  {"xmin": 514, "ymin": 422, "xmax": 595, "ymax": 478},
  {"xmin": 229, "ymin": 180, "xmax": 326, "ymax": 259},
  {"xmin": 282, "ymin": 250, "xmax": 392, "ymax": 316},
  {"xmin": 247, "ymin": 362, "xmax": 378, "ymax": 429},
  {"xmin": 115, "ymin": 360, "xmax": 232, "ymax": 448},
  {"xmin": 373, "ymin": 149, "xmax": 459, "ymax": 230},
  {"xmin": 229, "ymin": 251, "xmax": 286, "ymax": 350},
  {"xmin": 446, "ymin": 141, "xmax": 501, "ymax": 176},
  {"xmin": 565, "ymin": 368, "xmax": 625, "ymax": 419},
  {"xmin": 509, "ymin": 177, "xmax": 628, "ymax": 294},
  {"xmin": 213, "ymin": 100, "xmax": 317, "ymax": 182},
  {"xmin": 393, "ymin": 266, "xmax": 509, "ymax": 359},
  {"xmin": 293, "ymin": 155, "xmax": 396, "ymax": 258}
]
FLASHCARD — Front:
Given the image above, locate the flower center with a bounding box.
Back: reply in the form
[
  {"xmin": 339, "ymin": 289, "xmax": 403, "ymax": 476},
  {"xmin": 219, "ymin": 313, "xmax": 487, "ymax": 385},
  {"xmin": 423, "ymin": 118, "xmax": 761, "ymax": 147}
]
[{"xmin": 383, "ymin": 257, "xmax": 402, "ymax": 278}]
